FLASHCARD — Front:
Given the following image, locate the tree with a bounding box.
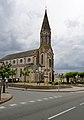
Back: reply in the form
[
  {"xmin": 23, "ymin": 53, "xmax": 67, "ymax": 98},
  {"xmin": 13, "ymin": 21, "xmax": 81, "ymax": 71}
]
[
  {"xmin": 0, "ymin": 63, "xmax": 11, "ymax": 93},
  {"xmin": 65, "ymin": 72, "xmax": 73, "ymax": 83},
  {"xmin": 9, "ymin": 69, "xmax": 16, "ymax": 82},
  {"xmin": 21, "ymin": 68, "xmax": 30, "ymax": 83},
  {"xmin": 65, "ymin": 72, "xmax": 84, "ymax": 84},
  {"xmin": 78, "ymin": 72, "xmax": 84, "ymax": 82},
  {"xmin": 71, "ymin": 72, "xmax": 78, "ymax": 78}
]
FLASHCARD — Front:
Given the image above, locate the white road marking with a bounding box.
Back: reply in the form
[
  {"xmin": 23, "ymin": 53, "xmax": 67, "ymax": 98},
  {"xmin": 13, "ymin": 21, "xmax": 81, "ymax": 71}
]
[
  {"xmin": 9, "ymin": 104, "xmax": 17, "ymax": 106},
  {"xmin": 54, "ymin": 96, "xmax": 58, "ymax": 98},
  {"xmin": 80, "ymin": 102, "xmax": 84, "ymax": 106},
  {"xmin": 1, "ymin": 95, "xmax": 62, "ymax": 109},
  {"xmin": 48, "ymin": 107, "xmax": 76, "ymax": 120},
  {"xmin": 52, "ymin": 95, "xmax": 62, "ymax": 99},
  {"xmin": 49, "ymin": 97, "xmax": 54, "ymax": 99},
  {"xmin": 57, "ymin": 95, "xmax": 62, "ymax": 98},
  {"xmin": 43, "ymin": 98, "xmax": 48, "ymax": 100},
  {"xmin": 0, "ymin": 106, "xmax": 6, "ymax": 109},
  {"xmin": 20, "ymin": 102, "xmax": 27, "ymax": 104},
  {"xmin": 29, "ymin": 101, "xmax": 35, "ymax": 103},
  {"xmin": 37, "ymin": 99, "xmax": 42, "ymax": 102}
]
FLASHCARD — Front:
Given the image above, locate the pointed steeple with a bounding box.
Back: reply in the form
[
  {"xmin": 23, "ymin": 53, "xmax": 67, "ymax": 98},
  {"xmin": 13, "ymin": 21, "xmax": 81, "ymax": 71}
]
[
  {"xmin": 40, "ymin": 9, "xmax": 51, "ymax": 48},
  {"xmin": 41, "ymin": 9, "xmax": 51, "ymax": 32}
]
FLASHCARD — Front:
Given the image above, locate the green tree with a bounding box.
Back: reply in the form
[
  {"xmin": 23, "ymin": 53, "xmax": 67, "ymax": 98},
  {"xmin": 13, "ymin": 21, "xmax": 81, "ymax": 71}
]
[
  {"xmin": 21, "ymin": 68, "xmax": 30, "ymax": 83},
  {"xmin": 9, "ymin": 69, "xmax": 16, "ymax": 82},
  {"xmin": 65, "ymin": 72, "xmax": 73, "ymax": 83},
  {"xmin": 71, "ymin": 72, "xmax": 78, "ymax": 78},
  {"xmin": 65, "ymin": 72, "xmax": 82, "ymax": 84},
  {"xmin": 78, "ymin": 72, "xmax": 84, "ymax": 82},
  {"xmin": 0, "ymin": 64, "xmax": 11, "ymax": 93}
]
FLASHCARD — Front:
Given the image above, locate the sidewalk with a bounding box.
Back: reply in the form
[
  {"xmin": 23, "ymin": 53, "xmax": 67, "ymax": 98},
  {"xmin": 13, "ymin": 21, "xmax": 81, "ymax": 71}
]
[{"xmin": 0, "ymin": 93, "xmax": 13, "ymax": 104}]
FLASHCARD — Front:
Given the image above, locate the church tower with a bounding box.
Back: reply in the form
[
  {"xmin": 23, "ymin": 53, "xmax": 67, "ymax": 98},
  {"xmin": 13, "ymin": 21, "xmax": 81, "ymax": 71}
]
[
  {"xmin": 40, "ymin": 9, "xmax": 51, "ymax": 48},
  {"xmin": 39, "ymin": 9, "xmax": 54, "ymax": 83}
]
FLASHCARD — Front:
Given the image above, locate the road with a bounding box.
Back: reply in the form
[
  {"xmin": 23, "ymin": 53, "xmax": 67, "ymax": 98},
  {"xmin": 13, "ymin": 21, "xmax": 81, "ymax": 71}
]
[{"xmin": 0, "ymin": 89, "xmax": 84, "ymax": 120}]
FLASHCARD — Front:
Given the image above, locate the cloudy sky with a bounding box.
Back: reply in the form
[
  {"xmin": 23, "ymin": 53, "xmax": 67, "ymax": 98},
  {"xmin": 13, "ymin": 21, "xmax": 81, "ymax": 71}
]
[{"xmin": 0, "ymin": 0, "xmax": 84, "ymax": 73}]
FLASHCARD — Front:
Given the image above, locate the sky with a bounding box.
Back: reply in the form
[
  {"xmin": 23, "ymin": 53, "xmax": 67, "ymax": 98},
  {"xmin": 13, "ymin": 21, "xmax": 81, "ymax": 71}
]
[{"xmin": 0, "ymin": 0, "xmax": 84, "ymax": 73}]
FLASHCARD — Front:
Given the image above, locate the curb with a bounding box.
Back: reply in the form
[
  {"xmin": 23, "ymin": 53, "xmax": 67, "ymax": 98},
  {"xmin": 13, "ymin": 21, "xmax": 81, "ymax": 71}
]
[
  {"xmin": 0, "ymin": 95, "xmax": 13, "ymax": 104},
  {"xmin": 8, "ymin": 87, "xmax": 84, "ymax": 92},
  {"xmin": 26, "ymin": 89, "xmax": 84, "ymax": 92}
]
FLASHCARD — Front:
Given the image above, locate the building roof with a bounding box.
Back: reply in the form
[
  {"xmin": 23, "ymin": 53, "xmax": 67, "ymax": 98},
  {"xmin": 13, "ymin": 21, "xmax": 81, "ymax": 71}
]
[
  {"xmin": 0, "ymin": 49, "xmax": 38, "ymax": 61},
  {"xmin": 41, "ymin": 9, "xmax": 51, "ymax": 32}
]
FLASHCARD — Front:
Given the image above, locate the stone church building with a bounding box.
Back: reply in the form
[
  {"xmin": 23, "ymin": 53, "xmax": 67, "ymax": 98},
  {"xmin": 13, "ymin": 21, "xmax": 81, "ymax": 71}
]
[{"xmin": 0, "ymin": 10, "xmax": 54, "ymax": 83}]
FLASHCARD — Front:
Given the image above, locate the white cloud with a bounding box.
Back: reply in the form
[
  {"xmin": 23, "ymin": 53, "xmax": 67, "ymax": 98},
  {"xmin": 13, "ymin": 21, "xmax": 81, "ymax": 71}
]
[{"xmin": 0, "ymin": 0, "xmax": 84, "ymax": 73}]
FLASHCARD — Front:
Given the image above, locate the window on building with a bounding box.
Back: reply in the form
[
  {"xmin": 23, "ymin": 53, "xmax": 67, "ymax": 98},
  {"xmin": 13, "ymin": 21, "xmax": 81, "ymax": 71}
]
[
  {"xmin": 6, "ymin": 61, "xmax": 8, "ymax": 64},
  {"xmin": 49, "ymin": 59, "xmax": 51, "ymax": 67},
  {"xmin": 45, "ymin": 35, "xmax": 47, "ymax": 43},
  {"xmin": 20, "ymin": 59, "xmax": 23, "ymax": 63},
  {"xmin": 41, "ymin": 54, "xmax": 43, "ymax": 64},
  {"xmin": 24, "ymin": 67, "xmax": 26, "ymax": 70},
  {"xmin": 28, "ymin": 58, "xmax": 31, "ymax": 62},
  {"xmin": 20, "ymin": 68, "xmax": 22, "ymax": 77},
  {"xmin": 13, "ymin": 60, "xmax": 15, "ymax": 64},
  {"xmin": 49, "ymin": 72, "xmax": 51, "ymax": 81}
]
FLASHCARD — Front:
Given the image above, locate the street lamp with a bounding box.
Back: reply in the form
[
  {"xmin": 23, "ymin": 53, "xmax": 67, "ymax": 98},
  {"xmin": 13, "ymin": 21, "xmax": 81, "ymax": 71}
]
[
  {"xmin": 57, "ymin": 73, "xmax": 61, "ymax": 92},
  {"xmin": 36, "ymin": 66, "xmax": 44, "ymax": 85}
]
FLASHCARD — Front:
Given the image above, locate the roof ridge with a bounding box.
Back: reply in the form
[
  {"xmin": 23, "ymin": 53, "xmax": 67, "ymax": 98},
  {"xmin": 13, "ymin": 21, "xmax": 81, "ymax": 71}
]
[{"xmin": 1, "ymin": 49, "xmax": 38, "ymax": 61}]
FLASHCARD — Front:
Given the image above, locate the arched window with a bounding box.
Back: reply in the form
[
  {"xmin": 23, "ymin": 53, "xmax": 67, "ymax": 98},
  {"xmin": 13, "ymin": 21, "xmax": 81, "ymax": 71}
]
[
  {"xmin": 28, "ymin": 58, "xmax": 31, "ymax": 62},
  {"xmin": 49, "ymin": 59, "xmax": 51, "ymax": 67},
  {"xmin": 45, "ymin": 35, "xmax": 47, "ymax": 43},
  {"xmin": 41, "ymin": 54, "xmax": 43, "ymax": 64},
  {"xmin": 20, "ymin": 59, "xmax": 23, "ymax": 63},
  {"xmin": 49, "ymin": 72, "xmax": 51, "ymax": 81},
  {"xmin": 13, "ymin": 60, "xmax": 15, "ymax": 64},
  {"xmin": 20, "ymin": 68, "xmax": 22, "ymax": 77},
  {"xmin": 6, "ymin": 61, "xmax": 8, "ymax": 64}
]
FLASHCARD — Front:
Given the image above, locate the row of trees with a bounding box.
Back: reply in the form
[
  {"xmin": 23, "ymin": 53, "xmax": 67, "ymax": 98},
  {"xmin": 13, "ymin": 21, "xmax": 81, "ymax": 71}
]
[
  {"xmin": 65, "ymin": 72, "xmax": 84, "ymax": 83},
  {"xmin": 20, "ymin": 68, "xmax": 30, "ymax": 83}
]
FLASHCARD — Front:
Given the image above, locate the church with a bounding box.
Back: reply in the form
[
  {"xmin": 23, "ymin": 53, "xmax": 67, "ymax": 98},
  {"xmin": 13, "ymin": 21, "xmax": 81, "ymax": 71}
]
[{"xmin": 0, "ymin": 9, "xmax": 54, "ymax": 83}]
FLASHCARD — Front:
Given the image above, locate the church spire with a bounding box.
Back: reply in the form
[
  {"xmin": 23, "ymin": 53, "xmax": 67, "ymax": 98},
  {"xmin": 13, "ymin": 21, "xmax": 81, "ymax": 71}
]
[
  {"xmin": 41, "ymin": 9, "xmax": 51, "ymax": 32},
  {"xmin": 40, "ymin": 9, "xmax": 51, "ymax": 47}
]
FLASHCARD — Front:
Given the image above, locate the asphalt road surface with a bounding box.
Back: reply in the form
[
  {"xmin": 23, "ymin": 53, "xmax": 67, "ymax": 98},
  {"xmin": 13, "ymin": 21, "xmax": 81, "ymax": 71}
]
[{"xmin": 0, "ymin": 89, "xmax": 84, "ymax": 120}]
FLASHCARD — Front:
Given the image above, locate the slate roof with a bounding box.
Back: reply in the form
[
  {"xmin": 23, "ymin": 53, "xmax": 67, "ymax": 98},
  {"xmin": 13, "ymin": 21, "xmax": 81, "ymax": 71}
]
[
  {"xmin": 41, "ymin": 9, "xmax": 51, "ymax": 32},
  {"xmin": 0, "ymin": 49, "xmax": 38, "ymax": 61}
]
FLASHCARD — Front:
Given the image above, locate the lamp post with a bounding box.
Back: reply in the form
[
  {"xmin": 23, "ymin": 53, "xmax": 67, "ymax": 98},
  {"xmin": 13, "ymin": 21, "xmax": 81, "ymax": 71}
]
[
  {"xmin": 57, "ymin": 73, "xmax": 61, "ymax": 92},
  {"xmin": 36, "ymin": 66, "xmax": 44, "ymax": 85}
]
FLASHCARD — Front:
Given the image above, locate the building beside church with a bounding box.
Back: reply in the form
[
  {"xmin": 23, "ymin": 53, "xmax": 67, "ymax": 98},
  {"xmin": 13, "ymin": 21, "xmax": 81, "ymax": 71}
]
[{"xmin": 0, "ymin": 10, "xmax": 54, "ymax": 83}]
